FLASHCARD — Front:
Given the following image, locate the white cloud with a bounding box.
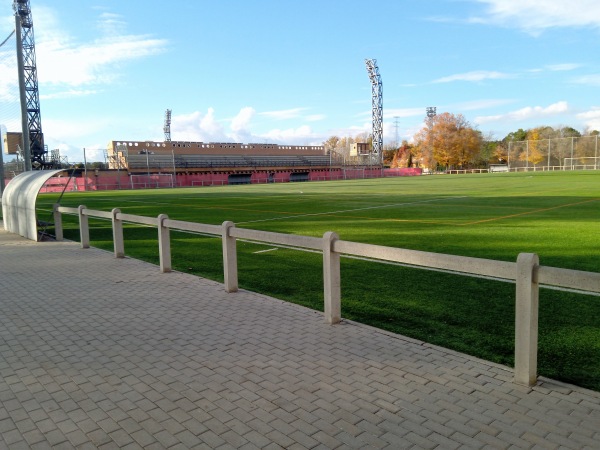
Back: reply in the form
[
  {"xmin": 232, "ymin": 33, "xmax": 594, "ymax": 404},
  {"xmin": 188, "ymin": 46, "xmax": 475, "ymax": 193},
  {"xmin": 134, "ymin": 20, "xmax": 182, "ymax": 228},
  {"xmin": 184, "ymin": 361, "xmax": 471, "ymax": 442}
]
[
  {"xmin": 230, "ymin": 107, "xmax": 255, "ymax": 133},
  {"xmin": 259, "ymin": 108, "xmax": 308, "ymax": 120},
  {"xmin": 383, "ymin": 108, "xmax": 427, "ymax": 119},
  {"xmin": 0, "ymin": 32, "xmax": 18, "ymax": 102},
  {"xmin": 261, "ymin": 125, "xmax": 317, "ymax": 143},
  {"xmin": 169, "ymin": 107, "xmax": 324, "ymax": 145},
  {"xmin": 576, "ymin": 107, "xmax": 600, "ymax": 131},
  {"xmin": 471, "ymin": 0, "xmax": 600, "ymax": 32},
  {"xmin": 305, "ymin": 114, "xmax": 326, "ymax": 122},
  {"xmin": 230, "ymin": 107, "xmax": 256, "ymax": 142},
  {"xmin": 382, "ymin": 100, "xmax": 515, "ymax": 121},
  {"xmin": 96, "ymin": 12, "xmax": 128, "ymax": 37},
  {"xmin": 571, "ymin": 74, "xmax": 600, "ymax": 86},
  {"xmin": 546, "ymin": 63, "xmax": 581, "ymax": 71},
  {"xmin": 42, "ymin": 117, "xmax": 117, "ymax": 162},
  {"xmin": 433, "ymin": 70, "xmax": 512, "ymax": 83},
  {"xmin": 29, "ymin": 6, "xmax": 168, "ymax": 91},
  {"xmin": 475, "ymin": 101, "xmax": 569, "ymax": 124},
  {"xmin": 452, "ymin": 99, "xmax": 517, "ymax": 111},
  {"xmin": 172, "ymin": 109, "xmax": 226, "ymax": 142},
  {"xmin": 40, "ymin": 89, "xmax": 99, "ymax": 100}
]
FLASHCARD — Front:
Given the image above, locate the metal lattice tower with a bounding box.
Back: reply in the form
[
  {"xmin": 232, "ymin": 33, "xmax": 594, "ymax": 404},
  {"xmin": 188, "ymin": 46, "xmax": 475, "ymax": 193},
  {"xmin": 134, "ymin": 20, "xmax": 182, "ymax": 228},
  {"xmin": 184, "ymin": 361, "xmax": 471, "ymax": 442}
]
[
  {"xmin": 14, "ymin": 0, "xmax": 47, "ymax": 169},
  {"xmin": 365, "ymin": 59, "xmax": 383, "ymax": 163},
  {"xmin": 164, "ymin": 109, "xmax": 172, "ymax": 142}
]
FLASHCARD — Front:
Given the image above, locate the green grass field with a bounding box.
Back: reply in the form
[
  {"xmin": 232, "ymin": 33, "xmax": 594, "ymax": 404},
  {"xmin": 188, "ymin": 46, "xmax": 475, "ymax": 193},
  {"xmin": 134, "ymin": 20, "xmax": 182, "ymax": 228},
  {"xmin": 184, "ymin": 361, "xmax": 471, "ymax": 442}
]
[{"xmin": 35, "ymin": 171, "xmax": 600, "ymax": 390}]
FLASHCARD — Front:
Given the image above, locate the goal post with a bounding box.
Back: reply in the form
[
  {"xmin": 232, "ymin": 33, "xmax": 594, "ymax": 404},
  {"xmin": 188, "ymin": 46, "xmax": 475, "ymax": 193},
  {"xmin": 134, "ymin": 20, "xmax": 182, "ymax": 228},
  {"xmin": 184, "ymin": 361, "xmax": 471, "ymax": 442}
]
[
  {"xmin": 563, "ymin": 157, "xmax": 600, "ymax": 170},
  {"xmin": 130, "ymin": 173, "xmax": 174, "ymax": 189}
]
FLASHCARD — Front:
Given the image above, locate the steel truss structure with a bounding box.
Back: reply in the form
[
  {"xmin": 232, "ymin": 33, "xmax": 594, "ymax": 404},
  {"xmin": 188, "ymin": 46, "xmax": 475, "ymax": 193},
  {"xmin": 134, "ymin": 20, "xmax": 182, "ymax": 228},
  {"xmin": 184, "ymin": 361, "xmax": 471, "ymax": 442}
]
[
  {"xmin": 365, "ymin": 59, "xmax": 383, "ymax": 163},
  {"xmin": 14, "ymin": 0, "xmax": 47, "ymax": 169},
  {"xmin": 164, "ymin": 109, "xmax": 172, "ymax": 142}
]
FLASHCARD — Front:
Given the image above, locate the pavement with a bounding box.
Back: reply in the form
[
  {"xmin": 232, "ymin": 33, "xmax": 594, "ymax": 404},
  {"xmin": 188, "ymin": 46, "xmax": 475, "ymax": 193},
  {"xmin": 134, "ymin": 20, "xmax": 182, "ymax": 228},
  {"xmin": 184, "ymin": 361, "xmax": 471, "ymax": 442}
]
[{"xmin": 1, "ymin": 225, "xmax": 599, "ymax": 449}]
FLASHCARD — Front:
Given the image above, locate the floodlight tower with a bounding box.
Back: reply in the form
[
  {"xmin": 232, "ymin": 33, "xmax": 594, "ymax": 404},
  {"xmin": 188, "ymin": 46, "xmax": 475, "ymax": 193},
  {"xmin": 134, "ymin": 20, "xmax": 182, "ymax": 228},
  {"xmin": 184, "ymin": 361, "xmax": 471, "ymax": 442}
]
[
  {"xmin": 164, "ymin": 109, "xmax": 172, "ymax": 141},
  {"xmin": 365, "ymin": 59, "xmax": 383, "ymax": 164},
  {"xmin": 14, "ymin": 0, "xmax": 47, "ymax": 169}
]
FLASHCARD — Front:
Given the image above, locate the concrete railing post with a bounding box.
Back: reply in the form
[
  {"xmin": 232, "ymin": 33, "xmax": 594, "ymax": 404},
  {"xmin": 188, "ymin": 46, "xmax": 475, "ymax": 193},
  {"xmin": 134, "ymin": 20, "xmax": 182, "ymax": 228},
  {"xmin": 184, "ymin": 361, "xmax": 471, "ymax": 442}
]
[
  {"xmin": 514, "ymin": 252, "xmax": 540, "ymax": 386},
  {"xmin": 112, "ymin": 208, "xmax": 124, "ymax": 258},
  {"xmin": 78, "ymin": 205, "xmax": 89, "ymax": 249},
  {"xmin": 323, "ymin": 231, "xmax": 341, "ymax": 324},
  {"xmin": 158, "ymin": 214, "xmax": 171, "ymax": 273},
  {"xmin": 222, "ymin": 221, "xmax": 238, "ymax": 293},
  {"xmin": 53, "ymin": 203, "xmax": 63, "ymax": 241}
]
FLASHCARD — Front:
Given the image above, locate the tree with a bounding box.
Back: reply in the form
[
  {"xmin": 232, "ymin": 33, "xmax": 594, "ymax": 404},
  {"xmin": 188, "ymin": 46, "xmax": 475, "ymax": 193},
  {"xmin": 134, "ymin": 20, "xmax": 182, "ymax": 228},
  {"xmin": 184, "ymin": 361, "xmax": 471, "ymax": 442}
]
[
  {"xmin": 503, "ymin": 128, "xmax": 528, "ymax": 143},
  {"xmin": 559, "ymin": 126, "xmax": 581, "ymax": 138},
  {"xmin": 323, "ymin": 136, "xmax": 340, "ymax": 153},
  {"xmin": 389, "ymin": 141, "xmax": 414, "ymax": 168},
  {"xmin": 521, "ymin": 129, "xmax": 545, "ymax": 166},
  {"xmin": 413, "ymin": 112, "xmax": 483, "ymax": 170}
]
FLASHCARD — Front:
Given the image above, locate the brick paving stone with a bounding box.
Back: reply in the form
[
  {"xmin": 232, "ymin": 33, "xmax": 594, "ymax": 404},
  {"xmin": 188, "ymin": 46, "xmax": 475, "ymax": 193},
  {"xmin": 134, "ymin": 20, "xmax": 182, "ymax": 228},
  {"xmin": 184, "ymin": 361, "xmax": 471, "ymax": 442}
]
[
  {"xmin": 2, "ymin": 228, "xmax": 600, "ymax": 450},
  {"xmin": 197, "ymin": 429, "xmax": 226, "ymax": 448}
]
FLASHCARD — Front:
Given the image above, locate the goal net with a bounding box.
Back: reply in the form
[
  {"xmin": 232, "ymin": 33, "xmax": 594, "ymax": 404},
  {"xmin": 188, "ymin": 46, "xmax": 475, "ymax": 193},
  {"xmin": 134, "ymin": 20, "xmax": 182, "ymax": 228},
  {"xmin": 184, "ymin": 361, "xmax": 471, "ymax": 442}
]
[
  {"xmin": 130, "ymin": 173, "xmax": 174, "ymax": 189},
  {"xmin": 563, "ymin": 157, "xmax": 600, "ymax": 170}
]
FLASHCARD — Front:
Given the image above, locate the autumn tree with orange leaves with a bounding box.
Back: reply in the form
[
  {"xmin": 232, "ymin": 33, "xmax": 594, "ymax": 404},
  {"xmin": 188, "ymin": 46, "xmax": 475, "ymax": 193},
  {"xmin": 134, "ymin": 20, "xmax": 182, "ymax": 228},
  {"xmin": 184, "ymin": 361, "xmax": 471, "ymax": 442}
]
[{"xmin": 413, "ymin": 112, "xmax": 483, "ymax": 170}]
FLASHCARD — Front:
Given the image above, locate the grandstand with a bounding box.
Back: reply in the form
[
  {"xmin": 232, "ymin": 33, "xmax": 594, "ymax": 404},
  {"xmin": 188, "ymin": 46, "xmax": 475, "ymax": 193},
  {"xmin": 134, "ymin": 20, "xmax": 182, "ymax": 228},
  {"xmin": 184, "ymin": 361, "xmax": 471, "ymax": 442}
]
[
  {"xmin": 27, "ymin": 139, "xmax": 418, "ymax": 192},
  {"xmin": 106, "ymin": 140, "xmax": 337, "ymax": 174},
  {"xmin": 100, "ymin": 140, "xmax": 347, "ymax": 188}
]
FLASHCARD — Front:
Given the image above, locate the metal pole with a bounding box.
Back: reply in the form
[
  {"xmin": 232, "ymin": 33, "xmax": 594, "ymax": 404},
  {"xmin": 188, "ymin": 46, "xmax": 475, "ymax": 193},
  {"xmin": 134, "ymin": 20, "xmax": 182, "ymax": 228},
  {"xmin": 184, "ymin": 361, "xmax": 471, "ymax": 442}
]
[
  {"xmin": 15, "ymin": 15, "xmax": 31, "ymax": 171},
  {"xmin": 571, "ymin": 137, "xmax": 574, "ymax": 168},
  {"xmin": 547, "ymin": 139, "xmax": 551, "ymax": 170},
  {"xmin": 172, "ymin": 149, "xmax": 176, "ymax": 187},
  {"xmin": 116, "ymin": 148, "xmax": 121, "ymax": 189},
  {"xmin": 0, "ymin": 132, "xmax": 4, "ymax": 196},
  {"xmin": 83, "ymin": 148, "xmax": 88, "ymax": 191},
  {"xmin": 508, "ymin": 141, "xmax": 511, "ymax": 169}
]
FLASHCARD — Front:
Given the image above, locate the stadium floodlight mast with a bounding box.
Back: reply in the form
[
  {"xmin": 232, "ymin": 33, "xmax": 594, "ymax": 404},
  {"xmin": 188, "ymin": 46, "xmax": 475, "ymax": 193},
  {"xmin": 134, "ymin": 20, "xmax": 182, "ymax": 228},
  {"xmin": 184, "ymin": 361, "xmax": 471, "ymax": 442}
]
[
  {"xmin": 365, "ymin": 59, "xmax": 383, "ymax": 165},
  {"xmin": 164, "ymin": 109, "xmax": 172, "ymax": 142},
  {"xmin": 426, "ymin": 106, "xmax": 437, "ymax": 118},
  {"xmin": 14, "ymin": 0, "xmax": 47, "ymax": 170}
]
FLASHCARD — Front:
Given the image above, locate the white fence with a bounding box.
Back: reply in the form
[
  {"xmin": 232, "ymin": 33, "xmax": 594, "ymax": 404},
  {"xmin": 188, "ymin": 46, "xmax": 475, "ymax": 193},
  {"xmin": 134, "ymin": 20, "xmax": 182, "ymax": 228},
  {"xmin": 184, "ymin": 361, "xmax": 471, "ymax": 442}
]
[{"xmin": 53, "ymin": 204, "xmax": 600, "ymax": 387}]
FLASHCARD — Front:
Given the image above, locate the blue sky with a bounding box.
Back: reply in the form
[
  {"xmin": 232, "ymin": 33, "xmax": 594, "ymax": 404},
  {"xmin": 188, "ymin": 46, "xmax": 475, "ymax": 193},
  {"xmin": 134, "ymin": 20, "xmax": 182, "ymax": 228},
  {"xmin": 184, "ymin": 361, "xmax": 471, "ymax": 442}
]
[{"xmin": 1, "ymin": 0, "xmax": 600, "ymax": 162}]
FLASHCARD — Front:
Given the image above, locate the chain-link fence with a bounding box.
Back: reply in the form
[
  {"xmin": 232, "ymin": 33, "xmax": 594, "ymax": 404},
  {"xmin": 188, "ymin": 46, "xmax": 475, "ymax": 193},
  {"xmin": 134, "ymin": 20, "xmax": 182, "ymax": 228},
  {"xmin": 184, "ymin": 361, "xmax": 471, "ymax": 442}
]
[{"xmin": 508, "ymin": 136, "xmax": 600, "ymax": 170}]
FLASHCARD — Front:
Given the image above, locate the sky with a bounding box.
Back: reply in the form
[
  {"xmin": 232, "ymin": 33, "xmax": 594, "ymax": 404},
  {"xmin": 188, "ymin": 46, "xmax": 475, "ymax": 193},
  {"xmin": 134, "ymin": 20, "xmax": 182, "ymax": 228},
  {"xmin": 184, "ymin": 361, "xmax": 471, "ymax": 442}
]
[{"xmin": 1, "ymin": 0, "xmax": 600, "ymax": 162}]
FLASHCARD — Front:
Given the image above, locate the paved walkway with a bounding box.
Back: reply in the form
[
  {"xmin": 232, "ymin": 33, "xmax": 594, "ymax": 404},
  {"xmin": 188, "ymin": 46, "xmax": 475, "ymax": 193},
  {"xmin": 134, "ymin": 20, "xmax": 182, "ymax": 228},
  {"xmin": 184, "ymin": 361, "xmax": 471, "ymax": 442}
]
[{"xmin": 0, "ymin": 227, "xmax": 599, "ymax": 449}]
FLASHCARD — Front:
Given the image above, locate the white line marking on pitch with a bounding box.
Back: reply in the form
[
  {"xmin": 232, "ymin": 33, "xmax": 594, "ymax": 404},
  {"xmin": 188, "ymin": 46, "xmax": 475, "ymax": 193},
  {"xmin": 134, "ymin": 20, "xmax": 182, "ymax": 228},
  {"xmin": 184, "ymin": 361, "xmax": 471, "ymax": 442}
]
[
  {"xmin": 253, "ymin": 248, "xmax": 278, "ymax": 254},
  {"xmin": 237, "ymin": 196, "xmax": 468, "ymax": 224}
]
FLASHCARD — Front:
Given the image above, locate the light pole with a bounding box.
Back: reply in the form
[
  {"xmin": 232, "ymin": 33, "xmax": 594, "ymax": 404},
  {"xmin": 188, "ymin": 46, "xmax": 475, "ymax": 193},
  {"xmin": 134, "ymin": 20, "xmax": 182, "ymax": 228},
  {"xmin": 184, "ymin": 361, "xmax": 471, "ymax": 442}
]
[
  {"xmin": 426, "ymin": 107, "xmax": 436, "ymax": 171},
  {"xmin": 83, "ymin": 147, "xmax": 88, "ymax": 191},
  {"xmin": 172, "ymin": 149, "xmax": 176, "ymax": 187}
]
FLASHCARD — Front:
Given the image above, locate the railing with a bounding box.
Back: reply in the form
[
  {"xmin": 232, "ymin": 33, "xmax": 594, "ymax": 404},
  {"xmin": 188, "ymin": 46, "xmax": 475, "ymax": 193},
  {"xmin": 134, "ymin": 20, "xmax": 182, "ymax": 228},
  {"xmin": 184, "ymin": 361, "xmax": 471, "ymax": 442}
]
[{"xmin": 53, "ymin": 204, "xmax": 600, "ymax": 388}]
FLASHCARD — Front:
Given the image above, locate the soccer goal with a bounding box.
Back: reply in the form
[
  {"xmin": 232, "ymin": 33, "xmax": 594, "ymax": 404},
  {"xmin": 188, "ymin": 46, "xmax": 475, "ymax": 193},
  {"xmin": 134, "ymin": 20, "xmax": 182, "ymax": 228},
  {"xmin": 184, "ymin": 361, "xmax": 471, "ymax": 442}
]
[
  {"xmin": 563, "ymin": 157, "xmax": 600, "ymax": 170},
  {"xmin": 130, "ymin": 173, "xmax": 174, "ymax": 189},
  {"xmin": 343, "ymin": 168, "xmax": 365, "ymax": 180}
]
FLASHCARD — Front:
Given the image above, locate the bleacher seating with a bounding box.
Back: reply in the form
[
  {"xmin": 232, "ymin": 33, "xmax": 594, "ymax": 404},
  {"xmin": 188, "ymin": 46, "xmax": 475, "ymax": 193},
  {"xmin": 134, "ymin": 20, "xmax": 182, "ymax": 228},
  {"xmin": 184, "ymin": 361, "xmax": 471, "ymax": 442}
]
[{"xmin": 127, "ymin": 153, "xmax": 337, "ymax": 171}]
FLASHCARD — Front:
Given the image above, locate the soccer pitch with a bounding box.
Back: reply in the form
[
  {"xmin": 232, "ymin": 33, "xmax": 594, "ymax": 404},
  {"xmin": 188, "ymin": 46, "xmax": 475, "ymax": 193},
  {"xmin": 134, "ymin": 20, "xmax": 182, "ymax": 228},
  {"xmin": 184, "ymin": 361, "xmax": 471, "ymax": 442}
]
[{"xmin": 37, "ymin": 171, "xmax": 600, "ymax": 390}]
